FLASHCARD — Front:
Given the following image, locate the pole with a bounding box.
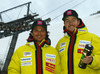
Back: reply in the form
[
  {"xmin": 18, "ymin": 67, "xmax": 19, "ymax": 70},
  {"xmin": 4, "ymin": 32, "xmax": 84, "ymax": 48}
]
[
  {"xmin": 27, "ymin": 3, "xmax": 30, "ymax": 15},
  {"xmin": 1, "ymin": 33, "xmax": 18, "ymax": 74},
  {"xmin": 0, "ymin": 2, "xmax": 31, "ymax": 14}
]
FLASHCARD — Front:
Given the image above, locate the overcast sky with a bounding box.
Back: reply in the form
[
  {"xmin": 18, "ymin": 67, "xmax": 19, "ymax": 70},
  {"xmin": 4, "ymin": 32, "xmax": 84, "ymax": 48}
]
[
  {"xmin": 0, "ymin": 0, "xmax": 100, "ymax": 24},
  {"xmin": 0, "ymin": 0, "xmax": 100, "ymax": 66}
]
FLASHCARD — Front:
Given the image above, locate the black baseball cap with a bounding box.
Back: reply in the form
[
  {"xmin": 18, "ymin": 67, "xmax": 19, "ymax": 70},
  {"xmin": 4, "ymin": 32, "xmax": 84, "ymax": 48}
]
[
  {"xmin": 62, "ymin": 9, "xmax": 78, "ymax": 21},
  {"xmin": 31, "ymin": 20, "xmax": 47, "ymax": 31}
]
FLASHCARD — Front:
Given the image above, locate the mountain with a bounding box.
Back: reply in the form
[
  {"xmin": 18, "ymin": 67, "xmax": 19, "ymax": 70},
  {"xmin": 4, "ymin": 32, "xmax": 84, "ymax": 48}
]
[{"xmin": 82, "ymin": 14, "xmax": 100, "ymax": 37}]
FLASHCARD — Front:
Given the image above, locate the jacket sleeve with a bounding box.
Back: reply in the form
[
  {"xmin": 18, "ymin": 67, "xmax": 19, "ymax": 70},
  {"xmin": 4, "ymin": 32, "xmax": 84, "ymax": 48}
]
[
  {"xmin": 55, "ymin": 41, "xmax": 60, "ymax": 52},
  {"xmin": 88, "ymin": 33, "xmax": 100, "ymax": 69},
  {"xmin": 55, "ymin": 41, "xmax": 64, "ymax": 74},
  {"xmin": 54, "ymin": 51, "xmax": 61, "ymax": 74},
  {"xmin": 8, "ymin": 49, "xmax": 21, "ymax": 74}
]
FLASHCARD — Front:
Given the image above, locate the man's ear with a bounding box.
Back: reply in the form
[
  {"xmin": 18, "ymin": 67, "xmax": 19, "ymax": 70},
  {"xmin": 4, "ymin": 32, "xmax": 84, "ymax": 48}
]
[
  {"xmin": 30, "ymin": 32, "xmax": 33, "ymax": 36},
  {"xmin": 64, "ymin": 21, "xmax": 66, "ymax": 26},
  {"xmin": 77, "ymin": 19, "xmax": 80, "ymax": 26}
]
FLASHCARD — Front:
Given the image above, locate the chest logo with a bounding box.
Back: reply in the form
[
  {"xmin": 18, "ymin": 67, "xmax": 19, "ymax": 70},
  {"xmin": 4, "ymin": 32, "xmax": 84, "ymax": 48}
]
[
  {"xmin": 78, "ymin": 44, "xmax": 85, "ymax": 48},
  {"xmin": 24, "ymin": 52, "xmax": 32, "ymax": 56},
  {"xmin": 79, "ymin": 40, "xmax": 91, "ymax": 44},
  {"xmin": 46, "ymin": 54, "xmax": 56, "ymax": 58},
  {"xmin": 21, "ymin": 57, "xmax": 32, "ymax": 62},
  {"xmin": 60, "ymin": 42, "xmax": 66, "ymax": 47},
  {"xmin": 46, "ymin": 58, "xmax": 55, "ymax": 63},
  {"xmin": 45, "ymin": 62, "xmax": 55, "ymax": 73},
  {"xmin": 21, "ymin": 62, "xmax": 32, "ymax": 66},
  {"xmin": 59, "ymin": 48, "xmax": 65, "ymax": 53},
  {"xmin": 77, "ymin": 49, "xmax": 84, "ymax": 54}
]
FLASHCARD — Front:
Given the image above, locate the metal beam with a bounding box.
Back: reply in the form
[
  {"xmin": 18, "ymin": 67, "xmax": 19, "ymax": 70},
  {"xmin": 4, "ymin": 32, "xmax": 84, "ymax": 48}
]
[
  {"xmin": 27, "ymin": 3, "xmax": 30, "ymax": 15},
  {"xmin": 1, "ymin": 33, "xmax": 18, "ymax": 74},
  {"xmin": 0, "ymin": 2, "xmax": 31, "ymax": 14}
]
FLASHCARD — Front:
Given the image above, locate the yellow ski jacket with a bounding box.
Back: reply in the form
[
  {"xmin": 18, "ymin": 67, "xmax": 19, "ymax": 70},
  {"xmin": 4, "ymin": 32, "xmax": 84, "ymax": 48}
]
[
  {"xmin": 56, "ymin": 27, "xmax": 100, "ymax": 74},
  {"xmin": 8, "ymin": 39, "xmax": 61, "ymax": 74},
  {"xmin": 77, "ymin": 18, "xmax": 88, "ymax": 32}
]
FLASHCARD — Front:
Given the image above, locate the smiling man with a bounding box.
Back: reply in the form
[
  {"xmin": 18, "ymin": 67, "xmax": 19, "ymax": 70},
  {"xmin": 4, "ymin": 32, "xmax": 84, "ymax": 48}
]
[
  {"xmin": 64, "ymin": 16, "xmax": 80, "ymax": 34},
  {"xmin": 8, "ymin": 20, "xmax": 61, "ymax": 74},
  {"xmin": 56, "ymin": 9, "xmax": 100, "ymax": 74}
]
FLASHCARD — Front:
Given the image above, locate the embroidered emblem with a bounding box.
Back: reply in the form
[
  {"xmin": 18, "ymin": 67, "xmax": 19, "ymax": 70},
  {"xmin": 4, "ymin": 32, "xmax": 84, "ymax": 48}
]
[
  {"xmin": 46, "ymin": 62, "xmax": 55, "ymax": 69},
  {"xmin": 24, "ymin": 52, "xmax": 32, "ymax": 56},
  {"xmin": 46, "ymin": 58, "xmax": 55, "ymax": 63},
  {"xmin": 78, "ymin": 44, "xmax": 85, "ymax": 48},
  {"xmin": 79, "ymin": 40, "xmax": 91, "ymax": 44},
  {"xmin": 78, "ymin": 29, "xmax": 86, "ymax": 32},
  {"xmin": 21, "ymin": 62, "xmax": 32, "ymax": 66},
  {"xmin": 66, "ymin": 10, "xmax": 72, "ymax": 15},
  {"xmin": 77, "ymin": 49, "xmax": 84, "ymax": 54},
  {"xmin": 37, "ymin": 21, "xmax": 43, "ymax": 25},
  {"xmin": 59, "ymin": 48, "xmax": 65, "ymax": 53},
  {"xmin": 45, "ymin": 62, "xmax": 55, "ymax": 73},
  {"xmin": 46, "ymin": 54, "xmax": 56, "ymax": 58},
  {"xmin": 46, "ymin": 67, "xmax": 54, "ymax": 73},
  {"xmin": 60, "ymin": 42, "xmax": 66, "ymax": 47},
  {"xmin": 21, "ymin": 57, "xmax": 32, "ymax": 62}
]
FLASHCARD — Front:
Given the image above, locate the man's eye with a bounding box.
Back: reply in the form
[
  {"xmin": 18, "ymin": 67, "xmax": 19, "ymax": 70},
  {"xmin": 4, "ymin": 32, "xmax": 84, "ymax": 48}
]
[
  {"xmin": 72, "ymin": 19, "xmax": 75, "ymax": 21},
  {"xmin": 66, "ymin": 20, "xmax": 69, "ymax": 23},
  {"xmin": 33, "ymin": 30, "xmax": 38, "ymax": 32},
  {"xmin": 41, "ymin": 30, "xmax": 45, "ymax": 32}
]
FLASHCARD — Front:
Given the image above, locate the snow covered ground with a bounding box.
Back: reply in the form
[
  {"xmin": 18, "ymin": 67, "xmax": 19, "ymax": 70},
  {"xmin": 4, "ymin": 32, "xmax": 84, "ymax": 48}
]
[{"xmin": 0, "ymin": 14, "xmax": 100, "ymax": 68}]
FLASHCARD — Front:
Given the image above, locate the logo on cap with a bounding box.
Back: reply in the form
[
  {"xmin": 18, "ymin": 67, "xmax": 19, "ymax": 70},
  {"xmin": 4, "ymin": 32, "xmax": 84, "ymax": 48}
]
[
  {"xmin": 66, "ymin": 10, "xmax": 72, "ymax": 15},
  {"xmin": 37, "ymin": 21, "xmax": 43, "ymax": 25}
]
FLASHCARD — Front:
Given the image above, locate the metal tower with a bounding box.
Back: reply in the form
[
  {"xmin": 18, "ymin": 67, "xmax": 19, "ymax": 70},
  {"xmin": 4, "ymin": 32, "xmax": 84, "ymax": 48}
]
[{"xmin": 0, "ymin": 2, "xmax": 51, "ymax": 74}]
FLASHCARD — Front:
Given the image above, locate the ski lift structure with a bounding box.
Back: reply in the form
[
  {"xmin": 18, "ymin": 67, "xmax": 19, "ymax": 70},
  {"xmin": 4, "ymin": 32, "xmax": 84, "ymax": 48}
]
[{"xmin": 0, "ymin": 2, "xmax": 51, "ymax": 74}]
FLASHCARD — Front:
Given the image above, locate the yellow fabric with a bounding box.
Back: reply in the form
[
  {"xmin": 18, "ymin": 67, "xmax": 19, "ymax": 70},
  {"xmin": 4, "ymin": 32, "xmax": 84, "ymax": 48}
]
[
  {"xmin": 39, "ymin": 39, "xmax": 45, "ymax": 46},
  {"xmin": 77, "ymin": 24, "xmax": 88, "ymax": 32},
  {"xmin": 8, "ymin": 42, "xmax": 61, "ymax": 74},
  {"xmin": 56, "ymin": 29, "xmax": 100, "ymax": 74},
  {"xmin": 77, "ymin": 18, "xmax": 88, "ymax": 32}
]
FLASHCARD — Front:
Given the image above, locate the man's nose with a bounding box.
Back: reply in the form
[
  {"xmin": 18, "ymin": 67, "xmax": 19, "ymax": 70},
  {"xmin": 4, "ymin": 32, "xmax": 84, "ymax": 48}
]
[
  {"xmin": 69, "ymin": 21, "xmax": 73, "ymax": 25},
  {"xmin": 38, "ymin": 31, "xmax": 41, "ymax": 35}
]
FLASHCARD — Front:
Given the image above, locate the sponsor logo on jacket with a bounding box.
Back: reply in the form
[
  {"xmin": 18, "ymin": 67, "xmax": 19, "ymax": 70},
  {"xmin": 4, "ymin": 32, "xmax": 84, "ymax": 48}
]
[
  {"xmin": 79, "ymin": 40, "xmax": 91, "ymax": 44},
  {"xmin": 46, "ymin": 67, "xmax": 54, "ymax": 73},
  {"xmin": 21, "ymin": 62, "xmax": 32, "ymax": 66},
  {"xmin": 60, "ymin": 42, "xmax": 66, "ymax": 47},
  {"xmin": 78, "ymin": 29, "xmax": 86, "ymax": 32},
  {"xmin": 78, "ymin": 44, "xmax": 85, "ymax": 48},
  {"xmin": 46, "ymin": 54, "xmax": 56, "ymax": 58},
  {"xmin": 45, "ymin": 62, "xmax": 55, "ymax": 73},
  {"xmin": 78, "ymin": 40, "xmax": 91, "ymax": 54},
  {"xmin": 59, "ymin": 48, "xmax": 65, "ymax": 53},
  {"xmin": 24, "ymin": 52, "xmax": 32, "ymax": 56},
  {"xmin": 21, "ymin": 57, "xmax": 32, "ymax": 62},
  {"xmin": 46, "ymin": 62, "xmax": 55, "ymax": 69},
  {"xmin": 46, "ymin": 58, "xmax": 55, "ymax": 63},
  {"xmin": 77, "ymin": 49, "xmax": 84, "ymax": 54}
]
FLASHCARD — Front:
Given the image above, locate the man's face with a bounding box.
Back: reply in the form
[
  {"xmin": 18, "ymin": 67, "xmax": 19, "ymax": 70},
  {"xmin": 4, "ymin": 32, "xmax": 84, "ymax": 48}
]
[
  {"xmin": 64, "ymin": 16, "xmax": 80, "ymax": 33},
  {"xmin": 31, "ymin": 26, "xmax": 46, "ymax": 43}
]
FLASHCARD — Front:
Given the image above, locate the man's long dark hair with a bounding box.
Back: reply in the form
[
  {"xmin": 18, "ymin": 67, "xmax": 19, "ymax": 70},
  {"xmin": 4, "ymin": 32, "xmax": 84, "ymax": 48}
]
[{"xmin": 27, "ymin": 30, "xmax": 49, "ymax": 42}]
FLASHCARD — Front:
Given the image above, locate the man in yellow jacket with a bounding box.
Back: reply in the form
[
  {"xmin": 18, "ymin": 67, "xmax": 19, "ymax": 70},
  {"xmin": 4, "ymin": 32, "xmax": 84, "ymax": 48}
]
[
  {"xmin": 56, "ymin": 9, "xmax": 100, "ymax": 74},
  {"xmin": 8, "ymin": 20, "xmax": 61, "ymax": 74}
]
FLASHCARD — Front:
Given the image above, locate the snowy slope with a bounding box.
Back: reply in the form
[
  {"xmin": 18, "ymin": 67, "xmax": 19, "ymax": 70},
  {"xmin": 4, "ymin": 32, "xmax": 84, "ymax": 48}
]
[
  {"xmin": 82, "ymin": 14, "xmax": 100, "ymax": 37},
  {"xmin": 0, "ymin": 14, "xmax": 100, "ymax": 68}
]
